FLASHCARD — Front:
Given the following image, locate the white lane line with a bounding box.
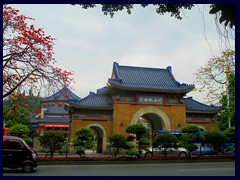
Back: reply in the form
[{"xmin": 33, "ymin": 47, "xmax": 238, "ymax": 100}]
[{"xmin": 178, "ymin": 168, "xmax": 234, "ymax": 171}]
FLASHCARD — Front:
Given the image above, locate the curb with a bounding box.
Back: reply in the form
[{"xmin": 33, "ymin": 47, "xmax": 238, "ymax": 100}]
[{"xmin": 39, "ymin": 158, "xmax": 235, "ymax": 165}]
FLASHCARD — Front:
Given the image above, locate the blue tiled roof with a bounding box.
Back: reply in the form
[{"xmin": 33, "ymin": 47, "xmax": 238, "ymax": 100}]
[
  {"xmin": 97, "ymin": 86, "xmax": 111, "ymax": 94},
  {"xmin": 41, "ymin": 86, "xmax": 81, "ymax": 102},
  {"xmin": 69, "ymin": 92, "xmax": 113, "ymax": 110},
  {"xmin": 44, "ymin": 107, "xmax": 68, "ymax": 114},
  {"xmin": 107, "ymin": 62, "xmax": 195, "ymax": 93},
  {"xmin": 181, "ymin": 97, "xmax": 222, "ymax": 113},
  {"xmin": 29, "ymin": 113, "xmax": 38, "ymax": 119},
  {"xmin": 36, "ymin": 117, "xmax": 70, "ymax": 123},
  {"xmin": 30, "ymin": 117, "xmax": 39, "ymax": 123}
]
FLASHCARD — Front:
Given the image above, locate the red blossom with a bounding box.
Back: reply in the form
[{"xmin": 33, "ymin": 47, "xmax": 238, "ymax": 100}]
[{"xmin": 3, "ymin": 5, "xmax": 74, "ymax": 98}]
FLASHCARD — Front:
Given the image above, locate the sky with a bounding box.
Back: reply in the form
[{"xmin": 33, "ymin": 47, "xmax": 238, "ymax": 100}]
[{"xmin": 10, "ymin": 4, "xmax": 235, "ymax": 104}]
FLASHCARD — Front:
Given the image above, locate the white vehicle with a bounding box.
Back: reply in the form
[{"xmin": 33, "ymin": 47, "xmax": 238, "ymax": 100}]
[{"xmin": 143, "ymin": 145, "xmax": 189, "ymax": 157}]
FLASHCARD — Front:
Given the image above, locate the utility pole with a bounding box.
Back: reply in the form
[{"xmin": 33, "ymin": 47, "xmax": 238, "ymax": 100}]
[{"xmin": 225, "ymin": 65, "xmax": 231, "ymax": 128}]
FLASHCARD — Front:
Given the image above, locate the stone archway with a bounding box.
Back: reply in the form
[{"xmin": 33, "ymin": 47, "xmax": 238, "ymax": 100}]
[
  {"xmin": 131, "ymin": 106, "xmax": 171, "ymax": 130},
  {"xmin": 86, "ymin": 124, "xmax": 107, "ymax": 153}
]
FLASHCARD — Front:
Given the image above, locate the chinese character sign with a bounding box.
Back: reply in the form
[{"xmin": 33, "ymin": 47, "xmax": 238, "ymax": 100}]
[{"xmin": 138, "ymin": 96, "xmax": 163, "ymax": 105}]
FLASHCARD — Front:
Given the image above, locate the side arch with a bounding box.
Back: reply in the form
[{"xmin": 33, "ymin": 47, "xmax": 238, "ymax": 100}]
[
  {"xmin": 131, "ymin": 106, "xmax": 171, "ymax": 130},
  {"xmin": 86, "ymin": 123, "xmax": 107, "ymax": 153}
]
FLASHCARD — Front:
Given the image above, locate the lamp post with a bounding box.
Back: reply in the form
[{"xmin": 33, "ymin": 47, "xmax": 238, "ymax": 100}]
[
  {"xmin": 65, "ymin": 138, "xmax": 68, "ymax": 157},
  {"xmin": 225, "ymin": 65, "xmax": 231, "ymax": 128}
]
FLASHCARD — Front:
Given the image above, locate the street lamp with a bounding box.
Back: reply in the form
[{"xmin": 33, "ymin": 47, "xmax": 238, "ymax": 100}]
[{"xmin": 225, "ymin": 65, "xmax": 231, "ymax": 128}]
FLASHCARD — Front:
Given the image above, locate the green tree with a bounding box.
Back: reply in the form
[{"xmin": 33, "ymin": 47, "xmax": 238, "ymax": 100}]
[
  {"xmin": 179, "ymin": 124, "xmax": 202, "ymax": 156},
  {"xmin": 28, "ymin": 94, "xmax": 42, "ymax": 112},
  {"xmin": 181, "ymin": 124, "xmax": 201, "ymax": 134},
  {"xmin": 224, "ymin": 126, "xmax": 235, "ymax": 143},
  {"xmin": 8, "ymin": 124, "xmax": 30, "ymax": 138},
  {"xmin": 109, "ymin": 134, "xmax": 128, "ymax": 157},
  {"xmin": 73, "ymin": 4, "xmax": 235, "ymax": 28},
  {"xmin": 152, "ymin": 133, "xmax": 178, "ymax": 157},
  {"xmin": 203, "ymin": 129, "xmax": 225, "ymax": 153},
  {"xmin": 3, "ymin": 94, "xmax": 31, "ymax": 128},
  {"xmin": 72, "ymin": 127, "xmax": 94, "ymax": 157},
  {"xmin": 215, "ymin": 73, "xmax": 235, "ymax": 130},
  {"xmin": 126, "ymin": 124, "xmax": 149, "ymax": 156},
  {"xmin": 38, "ymin": 131, "xmax": 65, "ymax": 157},
  {"xmin": 178, "ymin": 134, "xmax": 198, "ymax": 157},
  {"xmin": 8, "ymin": 124, "xmax": 33, "ymax": 147}
]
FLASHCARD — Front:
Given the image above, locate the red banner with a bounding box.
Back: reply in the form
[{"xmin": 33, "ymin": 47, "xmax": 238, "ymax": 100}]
[{"xmin": 44, "ymin": 124, "xmax": 69, "ymax": 128}]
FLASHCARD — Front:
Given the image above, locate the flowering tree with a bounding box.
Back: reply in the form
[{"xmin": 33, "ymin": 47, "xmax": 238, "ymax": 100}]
[
  {"xmin": 194, "ymin": 50, "xmax": 235, "ymax": 105},
  {"xmin": 3, "ymin": 5, "xmax": 74, "ymax": 99}
]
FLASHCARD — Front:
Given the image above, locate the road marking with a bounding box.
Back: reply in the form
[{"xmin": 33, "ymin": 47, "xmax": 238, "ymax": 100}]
[{"xmin": 178, "ymin": 168, "xmax": 235, "ymax": 171}]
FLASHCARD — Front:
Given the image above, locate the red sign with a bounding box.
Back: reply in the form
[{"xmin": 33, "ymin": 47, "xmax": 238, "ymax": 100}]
[{"xmin": 44, "ymin": 124, "xmax": 69, "ymax": 128}]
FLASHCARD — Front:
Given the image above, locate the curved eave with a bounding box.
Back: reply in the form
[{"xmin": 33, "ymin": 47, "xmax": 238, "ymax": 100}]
[{"xmin": 108, "ymin": 82, "xmax": 194, "ymax": 94}]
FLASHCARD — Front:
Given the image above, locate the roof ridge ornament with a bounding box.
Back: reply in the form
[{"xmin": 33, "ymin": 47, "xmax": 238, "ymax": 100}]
[{"xmin": 113, "ymin": 62, "xmax": 122, "ymax": 80}]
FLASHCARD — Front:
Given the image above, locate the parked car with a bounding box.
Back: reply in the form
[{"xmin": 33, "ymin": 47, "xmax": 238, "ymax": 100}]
[
  {"xmin": 191, "ymin": 143, "xmax": 218, "ymax": 155},
  {"xmin": 3, "ymin": 135, "xmax": 38, "ymax": 173},
  {"xmin": 191, "ymin": 142, "xmax": 235, "ymax": 155},
  {"xmin": 143, "ymin": 145, "xmax": 189, "ymax": 157}
]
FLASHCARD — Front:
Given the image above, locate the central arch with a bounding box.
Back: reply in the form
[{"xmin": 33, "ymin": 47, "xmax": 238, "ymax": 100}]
[{"xmin": 131, "ymin": 106, "xmax": 171, "ymax": 130}]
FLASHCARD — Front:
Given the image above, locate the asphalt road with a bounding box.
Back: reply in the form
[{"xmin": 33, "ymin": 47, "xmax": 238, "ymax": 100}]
[{"xmin": 3, "ymin": 161, "xmax": 235, "ymax": 176}]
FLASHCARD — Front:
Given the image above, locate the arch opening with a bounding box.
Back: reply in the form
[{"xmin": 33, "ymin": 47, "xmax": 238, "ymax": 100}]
[
  {"xmin": 86, "ymin": 124, "xmax": 106, "ymax": 153},
  {"xmin": 131, "ymin": 106, "xmax": 171, "ymax": 144}
]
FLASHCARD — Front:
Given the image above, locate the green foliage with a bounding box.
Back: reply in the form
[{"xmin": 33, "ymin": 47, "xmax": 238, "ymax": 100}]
[
  {"xmin": 139, "ymin": 137, "xmax": 150, "ymax": 147},
  {"xmin": 85, "ymin": 141, "xmax": 97, "ymax": 150},
  {"xmin": 209, "ymin": 4, "xmax": 235, "ymax": 28},
  {"xmin": 75, "ymin": 4, "xmax": 194, "ymax": 19},
  {"xmin": 126, "ymin": 135, "xmax": 135, "ymax": 141},
  {"xmin": 126, "ymin": 124, "xmax": 147, "ymax": 140},
  {"xmin": 181, "ymin": 124, "xmax": 201, "ymax": 133},
  {"xmin": 179, "ymin": 134, "xmax": 198, "ymax": 155},
  {"xmin": 181, "ymin": 133, "xmax": 197, "ymax": 143},
  {"xmin": 23, "ymin": 136, "xmax": 33, "ymax": 147},
  {"xmin": 178, "ymin": 142, "xmax": 198, "ymax": 153},
  {"xmin": 109, "ymin": 134, "xmax": 128, "ymax": 157},
  {"xmin": 126, "ymin": 149, "xmax": 140, "ymax": 157},
  {"xmin": 215, "ymin": 73, "xmax": 235, "ymax": 131},
  {"xmin": 72, "ymin": 127, "xmax": 95, "ymax": 157},
  {"xmin": 7, "ymin": 123, "xmax": 33, "ymax": 147},
  {"xmin": 224, "ymin": 126, "xmax": 235, "ymax": 142},
  {"xmin": 126, "ymin": 124, "xmax": 149, "ymax": 156},
  {"xmin": 27, "ymin": 95, "xmax": 42, "ymax": 112},
  {"xmin": 74, "ymin": 4, "xmax": 234, "ymax": 27},
  {"xmin": 126, "ymin": 142, "xmax": 136, "ymax": 149},
  {"xmin": 179, "ymin": 126, "xmax": 200, "ymax": 155},
  {"xmin": 203, "ymin": 129, "xmax": 225, "ymax": 151},
  {"xmin": 8, "ymin": 124, "xmax": 30, "ymax": 138},
  {"xmin": 152, "ymin": 133, "xmax": 178, "ymax": 148},
  {"xmin": 3, "ymin": 93, "xmax": 42, "ymax": 128},
  {"xmin": 75, "ymin": 127, "xmax": 94, "ymax": 141},
  {"xmin": 3, "ymin": 104, "xmax": 31, "ymax": 128},
  {"xmin": 38, "ymin": 131, "xmax": 65, "ymax": 157},
  {"xmin": 109, "ymin": 134, "xmax": 127, "ymax": 149},
  {"xmin": 152, "ymin": 133, "xmax": 179, "ymax": 157}
]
